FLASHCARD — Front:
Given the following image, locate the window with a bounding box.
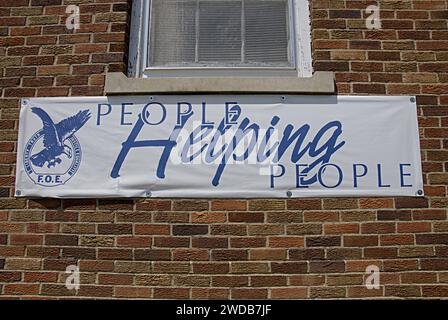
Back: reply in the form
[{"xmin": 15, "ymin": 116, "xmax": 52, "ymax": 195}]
[
  {"xmin": 128, "ymin": 0, "xmax": 312, "ymax": 78},
  {"xmin": 150, "ymin": 0, "xmax": 291, "ymax": 68}
]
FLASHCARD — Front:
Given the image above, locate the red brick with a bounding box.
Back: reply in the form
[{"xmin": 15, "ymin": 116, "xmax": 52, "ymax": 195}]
[
  {"xmin": 115, "ymin": 287, "xmax": 151, "ymax": 298},
  {"xmin": 413, "ymin": 209, "xmax": 446, "ymax": 220},
  {"xmin": 191, "ymin": 212, "xmax": 227, "ymax": 223},
  {"xmin": 116, "ymin": 236, "xmax": 152, "ymax": 247},
  {"xmin": 397, "ymin": 222, "xmax": 431, "ymax": 233},
  {"xmin": 385, "ymin": 285, "xmax": 421, "ymax": 298},
  {"xmin": 271, "ymin": 262, "xmax": 307, "ymax": 274},
  {"xmin": 271, "ymin": 288, "xmax": 307, "ymax": 299},
  {"xmin": 192, "ymin": 237, "xmax": 228, "ymax": 249},
  {"xmin": 287, "ymin": 199, "xmax": 322, "ymax": 210},
  {"xmin": 250, "ymin": 249, "xmax": 286, "ymax": 261},
  {"xmin": 359, "ymin": 198, "xmax": 394, "ymax": 209},
  {"xmin": 230, "ymin": 237, "xmax": 266, "ymax": 248},
  {"xmin": 10, "ymin": 234, "xmax": 43, "ymax": 245},
  {"xmin": 310, "ymin": 287, "xmax": 346, "ymax": 298},
  {"xmin": 98, "ymin": 200, "xmax": 134, "ymax": 211},
  {"xmin": 135, "ymin": 200, "xmax": 171, "ymax": 211},
  {"xmin": 172, "ymin": 225, "xmax": 208, "ymax": 236},
  {"xmin": 228, "ymin": 212, "xmax": 264, "ymax": 223},
  {"xmin": 210, "ymin": 224, "xmax": 247, "ymax": 236},
  {"xmin": 211, "ymin": 249, "xmax": 248, "ymax": 261},
  {"xmin": 416, "ymin": 234, "xmax": 448, "ymax": 245},
  {"xmin": 268, "ymin": 236, "xmax": 304, "ymax": 248},
  {"xmin": 380, "ymin": 234, "xmax": 415, "ymax": 246},
  {"xmin": 289, "ymin": 248, "xmax": 325, "ymax": 261},
  {"xmin": 248, "ymin": 200, "xmax": 285, "ymax": 211},
  {"xmin": 154, "ymin": 237, "xmax": 190, "ymax": 248},
  {"xmin": 364, "ymin": 247, "xmax": 398, "ymax": 259},
  {"xmin": 134, "ymin": 249, "xmax": 171, "ymax": 261},
  {"xmin": 309, "ymin": 260, "xmax": 345, "ymax": 273},
  {"xmin": 98, "ymin": 249, "xmax": 132, "ymax": 260},
  {"xmin": 23, "ymin": 272, "xmax": 57, "ymax": 283},
  {"xmin": 98, "ymin": 224, "xmax": 132, "ymax": 235},
  {"xmin": 353, "ymin": 83, "xmax": 386, "ymax": 94},
  {"xmin": 134, "ymin": 224, "xmax": 170, "ymax": 235},
  {"xmin": 324, "ymin": 223, "xmax": 359, "ymax": 234},
  {"xmin": 422, "ymin": 285, "xmax": 448, "ymax": 297},
  {"xmin": 212, "ymin": 276, "xmax": 248, "ymax": 287},
  {"xmin": 211, "ymin": 200, "xmax": 246, "ymax": 211},
  {"xmin": 44, "ymin": 235, "xmax": 77, "ymax": 246},
  {"xmin": 347, "ymin": 286, "xmax": 383, "ymax": 298},
  {"xmin": 193, "ymin": 263, "xmax": 229, "ymax": 274},
  {"xmin": 231, "ymin": 288, "xmax": 268, "ymax": 299},
  {"xmin": 172, "ymin": 200, "xmax": 208, "ymax": 211},
  {"xmin": 377, "ymin": 210, "xmax": 412, "ymax": 221},
  {"xmin": 361, "ymin": 223, "xmax": 396, "ymax": 234},
  {"xmin": 172, "ymin": 249, "xmax": 209, "ymax": 261},
  {"xmin": 4, "ymin": 284, "xmax": 39, "ymax": 295},
  {"xmin": 304, "ymin": 211, "xmax": 338, "ymax": 222},
  {"xmin": 306, "ymin": 236, "xmax": 341, "ymax": 247},
  {"xmin": 344, "ymin": 235, "xmax": 378, "ymax": 247},
  {"xmin": 99, "ymin": 274, "xmax": 133, "ymax": 285},
  {"xmin": 153, "ymin": 288, "xmax": 189, "ymax": 299}
]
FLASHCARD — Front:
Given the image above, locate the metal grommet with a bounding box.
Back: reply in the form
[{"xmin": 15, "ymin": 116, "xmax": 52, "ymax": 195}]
[
  {"xmin": 149, "ymin": 96, "xmax": 154, "ymax": 101},
  {"xmin": 145, "ymin": 191, "xmax": 152, "ymax": 197},
  {"xmin": 286, "ymin": 191, "xmax": 292, "ymax": 198},
  {"xmin": 410, "ymin": 97, "xmax": 416, "ymax": 103},
  {"xmin": 16, "ymin": 190, "xmax": 21, "ymax": 196},
  {"xmin": 417, "ymin": 190, "xmax": 423, "ymax": 196}
]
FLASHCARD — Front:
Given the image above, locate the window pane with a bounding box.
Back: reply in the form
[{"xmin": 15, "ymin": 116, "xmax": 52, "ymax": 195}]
[
  {"xmin": 198, "ymin": 1, "xmax": 242, "ymax": 63},
  {"xmin": 245, "ymin": 0, "xmax": 289, "ymax": 64},
  {"xmin": 149, "ymin": 0, "xmax": 292, "ymax": 68},
  {"xmin": 150, "ymin": 0, "xmax": 196, "ymax": 66}
]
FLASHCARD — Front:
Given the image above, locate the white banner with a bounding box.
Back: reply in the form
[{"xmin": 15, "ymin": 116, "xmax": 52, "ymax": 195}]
[{"xmin": 15, "ymin": 95, "xmax": 423, "ymax": 198}]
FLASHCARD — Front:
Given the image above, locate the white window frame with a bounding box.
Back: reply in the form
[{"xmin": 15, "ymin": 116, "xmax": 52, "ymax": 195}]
[{"xmin": 128, "ymin": 0, "xmax": 312, "ymax": 78}]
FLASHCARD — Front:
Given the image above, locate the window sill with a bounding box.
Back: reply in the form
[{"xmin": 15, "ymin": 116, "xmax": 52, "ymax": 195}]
[{"xmin": 104, "ymin": 72, "xmax": 335, "ymax": 95}]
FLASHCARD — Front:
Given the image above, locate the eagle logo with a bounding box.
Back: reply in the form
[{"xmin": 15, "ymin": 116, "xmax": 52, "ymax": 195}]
[{"xmin": 30, "ymin": 107, "xmax": 91, "ymax": 169}]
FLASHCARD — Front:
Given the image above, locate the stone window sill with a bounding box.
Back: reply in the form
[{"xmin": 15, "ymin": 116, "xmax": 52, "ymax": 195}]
[{"xmin": 104, "ymin": 72, "xmax": 335, "ymax": 95}]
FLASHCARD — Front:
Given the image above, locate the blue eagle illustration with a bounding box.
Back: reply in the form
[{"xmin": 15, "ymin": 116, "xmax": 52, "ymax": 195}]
[{"xmin": 30, "ymin": 107, "xmax": 91, "ymax": 168}]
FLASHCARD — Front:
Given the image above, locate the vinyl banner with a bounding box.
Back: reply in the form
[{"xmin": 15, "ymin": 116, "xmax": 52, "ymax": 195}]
[{"xmin": 15, "ymin": 95, "xmax": 423, "ymax": 198}]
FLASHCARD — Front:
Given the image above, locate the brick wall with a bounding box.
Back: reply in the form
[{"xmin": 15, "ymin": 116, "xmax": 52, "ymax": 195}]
[{"xmin": 0, "ymin": 0, "xmax": 447, "ymax": 299}]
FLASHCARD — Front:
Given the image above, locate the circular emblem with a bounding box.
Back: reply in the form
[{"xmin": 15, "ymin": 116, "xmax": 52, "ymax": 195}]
[{"xmin": 23, "ymin": 129, "xmax": 82, "ymax": 187}]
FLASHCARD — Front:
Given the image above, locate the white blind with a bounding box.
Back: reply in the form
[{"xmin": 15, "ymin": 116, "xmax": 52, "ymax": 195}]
[{"xmin": 149, "ymin": 0, "xmax": 291, "ymax": 68}]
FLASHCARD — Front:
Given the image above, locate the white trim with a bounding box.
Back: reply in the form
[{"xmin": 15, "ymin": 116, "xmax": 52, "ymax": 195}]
[
  {"xmin": 129, "ymin": 0, "xmax": 312, "ymax": 78},
  {"xmin": 127, "ymin": 0, "xmax": 142, "ymax": 77},
  {"xmin": 142, "ymin": 0, "xmax": 150, "ymax": 72},
  {"xmin": 295, "ymin": 0, "xmax": 313, "ymax": 77}
]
